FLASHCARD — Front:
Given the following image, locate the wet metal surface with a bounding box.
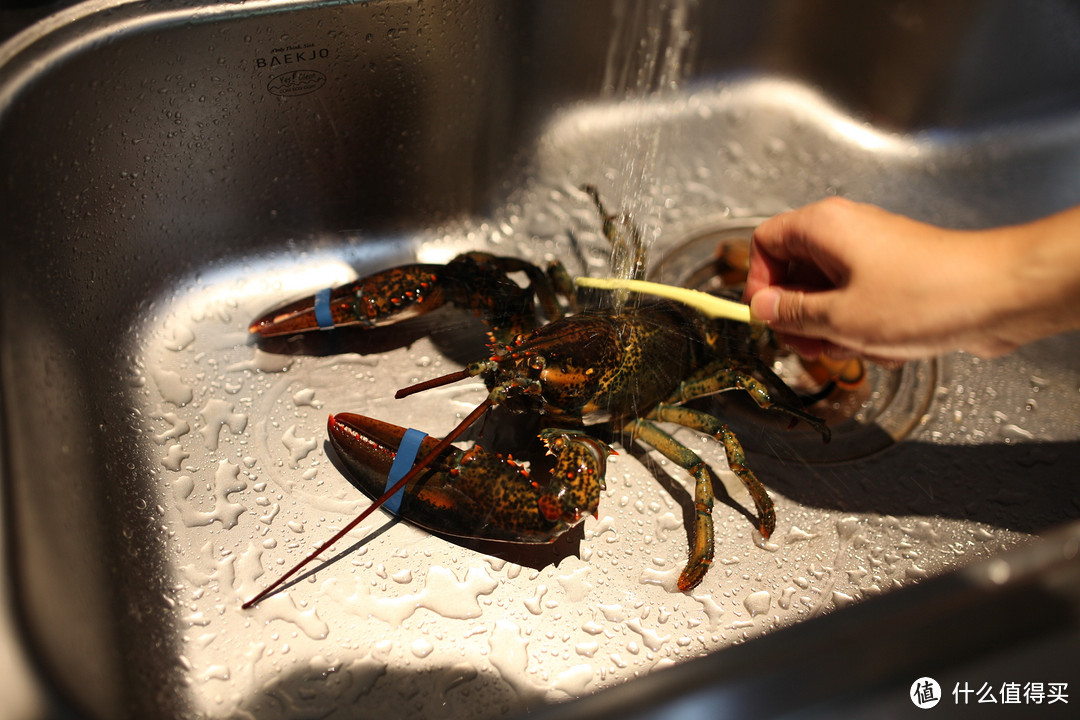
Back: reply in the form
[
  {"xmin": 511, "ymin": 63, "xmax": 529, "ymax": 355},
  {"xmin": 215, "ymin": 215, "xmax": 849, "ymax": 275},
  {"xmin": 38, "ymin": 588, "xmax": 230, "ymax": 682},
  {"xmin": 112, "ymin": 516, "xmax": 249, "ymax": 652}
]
[{"xmin": 1, "ymin": 2, "xmax": 1079, "ymax": 718}]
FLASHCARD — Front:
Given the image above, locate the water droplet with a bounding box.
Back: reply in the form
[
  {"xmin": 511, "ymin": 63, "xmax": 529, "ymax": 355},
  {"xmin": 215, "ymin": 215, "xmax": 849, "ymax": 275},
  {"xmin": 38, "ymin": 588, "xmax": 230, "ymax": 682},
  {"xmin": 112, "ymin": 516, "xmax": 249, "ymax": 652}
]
[
  {"xmin": 200, "ymin": 665, "xmax": 230, "ymax": 682},
  {"xmin": 282, "ymin": 425, "xmax": 318, "ymax": 464},
  {"xmin": 197, "ymin": 399, "xmax": 247, "ymax": 450},
  {"xmin": 625, "ymin": 617, "xmax": 668, "ymax": 651},
  {"xmin": 172, "ymin": 460, "xmax": 246, "ymax": 529},
  {"xmin": 1001, "ymin": 424, "xmax": 1034, "ymax": 443},
  {"xmin": 831, "ymin": 591, "xmax": 856, "ymax": 608},
  {"xmin": 555, "ymin": 559, "xmax": 593, "ymax": 601},
  {"xmin": 837, "ymin": 516, "xmax": 861, "ymax": 542},
  {"xmin": 764, "ymin": 136, "xmax": 787, "ymax": 156},
  {"xmin": 161, "ymin": 444, "xmax": 189, "ymax": 471},
  {"xmin": 257, "ymin": 594, "xmax": 329, "ymax": 640},
  {"xmin": 162, "ymin": 322, "xmax": 196, "ymax": 351},
  {"xmin": 152, "ymin": 412, "xmax": 191, "ymax": 444},
  {"xmin": 553, "ymin": 664, "xmax": 594, "ymax": 697},
  {"xmin": 227, "ymin": 348, "xmax": 293, "ymax": 373},
  {"xmin": 410, "ymin": 638, "xmax": 434, "ymax": 658},
  {"xmin": 151, "ymin": 368, "xmax": 194, "ymax": 406},
  {"xmin": 785, "ymin": 526, "xmax": 817, "ymax": 543},
  {"xmin": 523, "ymin": 584, "xmax": 548, "ymax": 615},
  {"xmin": 292, "ymin": 388, "xmax": 323, "ymax": 408},
  {"xmin": 743, "ymin": 590, "xmax": 771, "ymax": 617},
  {"xmin": 574, "ymin": 641, "xmax": 599, "ymax": 658},
  {"xmin": 488, "ymin": 620, "xmax": 532, "ymax": 700}
]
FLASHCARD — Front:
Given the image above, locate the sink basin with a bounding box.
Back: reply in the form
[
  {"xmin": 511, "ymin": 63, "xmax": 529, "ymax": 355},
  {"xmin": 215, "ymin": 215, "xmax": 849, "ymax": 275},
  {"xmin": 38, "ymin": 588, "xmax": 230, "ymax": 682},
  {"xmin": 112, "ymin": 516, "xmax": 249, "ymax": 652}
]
[{"xmin": 2, "ymin": 2, "xmax": 1079, "ymax": 718}]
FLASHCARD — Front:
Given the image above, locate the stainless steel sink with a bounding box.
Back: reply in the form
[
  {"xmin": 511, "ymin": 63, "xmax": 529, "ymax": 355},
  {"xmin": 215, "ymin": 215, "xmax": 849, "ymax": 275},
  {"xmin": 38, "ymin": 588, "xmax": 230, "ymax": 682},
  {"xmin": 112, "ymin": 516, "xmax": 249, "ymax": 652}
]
[{"xmin": 2, "ymin": 2, "xmax": 1079, "ymax": 719}]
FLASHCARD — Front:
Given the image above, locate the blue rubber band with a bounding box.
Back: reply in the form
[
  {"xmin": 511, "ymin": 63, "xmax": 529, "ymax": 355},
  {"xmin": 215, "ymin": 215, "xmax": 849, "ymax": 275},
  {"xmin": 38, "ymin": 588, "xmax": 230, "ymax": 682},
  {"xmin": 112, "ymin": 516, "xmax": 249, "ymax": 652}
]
[
  {"xmin": 314, "ymin": 287, "xmax": 334, "ymax": 330},
  {"xmin": 384, "ymin": 428, "xmax": 428, "ymax": 514}
]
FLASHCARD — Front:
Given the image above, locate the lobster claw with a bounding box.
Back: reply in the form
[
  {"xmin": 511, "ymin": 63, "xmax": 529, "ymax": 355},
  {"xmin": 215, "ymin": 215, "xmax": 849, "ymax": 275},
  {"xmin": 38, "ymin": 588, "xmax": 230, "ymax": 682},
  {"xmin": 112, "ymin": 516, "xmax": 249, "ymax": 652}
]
[
  {"xmin": 327, "ymin": 413, "xmax": 571, "ymax": 543},
  {"xmin": 250, "ymin": 265, "xmax": 449, "ymax": 338},
  {"xmin": 536, "ymin": 428, "xmax": 613, "ymax": 525}
]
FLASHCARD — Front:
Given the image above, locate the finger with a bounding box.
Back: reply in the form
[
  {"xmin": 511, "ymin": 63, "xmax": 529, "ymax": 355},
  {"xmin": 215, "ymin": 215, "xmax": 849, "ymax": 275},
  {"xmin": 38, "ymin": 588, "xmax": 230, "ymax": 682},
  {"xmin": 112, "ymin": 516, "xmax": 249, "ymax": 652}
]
[
  {"xmin": 749, "ymin": 211, "xmax": 800, "ymax": 260},
  {"xmin": 747, "ymin": 205, "xmax": 840, "ymax": 300},
  {"xmin": 748, "ymin": 286, "xmax": 780, "ymax": 323},
  {"xmin": 745, "ymin": 228, "xmax": 793, "ymax": 298},
  {"xmin": 751, "ymin": 285, "xmax": 840, "ymax": 340},
  {"xmin": 750, "ymin": 207, "xmax": 826, "ymax": 264},
  {"xmin": 751, "ymin": 200, "xmax": 856, "ymax": 286}
]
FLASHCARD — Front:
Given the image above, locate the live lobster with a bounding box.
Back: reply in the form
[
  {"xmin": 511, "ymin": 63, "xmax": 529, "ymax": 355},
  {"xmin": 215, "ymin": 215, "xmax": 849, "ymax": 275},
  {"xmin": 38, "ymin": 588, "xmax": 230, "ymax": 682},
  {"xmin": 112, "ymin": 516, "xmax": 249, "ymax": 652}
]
[{"xmin": 243, "ymin": 188, "xmax": 830, "ymax": 607}]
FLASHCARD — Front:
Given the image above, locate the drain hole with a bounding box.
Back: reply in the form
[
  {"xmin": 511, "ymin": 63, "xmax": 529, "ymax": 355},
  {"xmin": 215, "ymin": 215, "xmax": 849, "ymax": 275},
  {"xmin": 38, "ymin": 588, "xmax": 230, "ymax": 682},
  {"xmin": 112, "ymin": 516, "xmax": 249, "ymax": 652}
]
[{"xmin": 651, "ymin": 220, "xmax": 936, "ymax": 463}]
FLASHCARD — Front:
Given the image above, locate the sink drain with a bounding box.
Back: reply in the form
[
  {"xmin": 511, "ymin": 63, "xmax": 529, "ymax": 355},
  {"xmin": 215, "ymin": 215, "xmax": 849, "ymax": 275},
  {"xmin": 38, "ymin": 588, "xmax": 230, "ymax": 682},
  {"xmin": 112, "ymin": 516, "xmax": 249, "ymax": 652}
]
[{"xmin": 650, "ymin": 220, "xmax": 937, "ymax": 463}]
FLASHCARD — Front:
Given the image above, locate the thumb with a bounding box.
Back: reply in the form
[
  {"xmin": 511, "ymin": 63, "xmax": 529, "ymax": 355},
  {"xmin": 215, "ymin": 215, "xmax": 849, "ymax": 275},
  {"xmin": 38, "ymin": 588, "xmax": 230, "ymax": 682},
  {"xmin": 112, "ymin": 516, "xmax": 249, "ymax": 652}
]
[{"xmin": 749, "ymin": 286, "xmax": 832, "ymax": 337}]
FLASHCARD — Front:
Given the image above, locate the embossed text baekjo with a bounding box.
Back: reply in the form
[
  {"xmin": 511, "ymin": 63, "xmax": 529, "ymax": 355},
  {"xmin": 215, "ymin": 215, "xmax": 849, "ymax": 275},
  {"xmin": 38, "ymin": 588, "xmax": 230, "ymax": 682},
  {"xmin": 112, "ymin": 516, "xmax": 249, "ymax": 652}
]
[{"xmin": 255, "ymin": 44, "xmax": 330, "ymax": 69}]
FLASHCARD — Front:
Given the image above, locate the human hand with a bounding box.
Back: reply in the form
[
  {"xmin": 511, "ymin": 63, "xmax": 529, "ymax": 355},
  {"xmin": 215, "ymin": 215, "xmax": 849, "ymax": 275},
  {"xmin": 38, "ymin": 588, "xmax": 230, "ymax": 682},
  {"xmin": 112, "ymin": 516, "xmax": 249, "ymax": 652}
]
[{"xmin": 743, "ymin": 197, "xmax": 1047, "ymax": 361}]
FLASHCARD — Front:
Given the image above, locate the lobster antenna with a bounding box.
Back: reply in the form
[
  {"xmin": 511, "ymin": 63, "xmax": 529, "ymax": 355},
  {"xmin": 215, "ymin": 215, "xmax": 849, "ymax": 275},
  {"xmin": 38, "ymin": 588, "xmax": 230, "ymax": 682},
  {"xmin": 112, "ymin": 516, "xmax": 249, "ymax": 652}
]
[
  {"xmin": 395, "ymin": 367, "xmax": 474, "ymax": 399},
  {"xmin": 242, "ymin": 397, "xmax": 494, "ymax": 609}
]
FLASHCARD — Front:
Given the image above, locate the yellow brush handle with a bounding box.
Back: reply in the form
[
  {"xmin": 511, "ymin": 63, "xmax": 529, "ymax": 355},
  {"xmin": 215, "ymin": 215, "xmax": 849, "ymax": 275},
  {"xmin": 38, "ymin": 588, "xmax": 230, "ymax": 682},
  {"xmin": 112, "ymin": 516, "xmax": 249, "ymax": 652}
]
[{"xmin": 574, "ymin": 276, "xmax": 753, "ymax": 324}]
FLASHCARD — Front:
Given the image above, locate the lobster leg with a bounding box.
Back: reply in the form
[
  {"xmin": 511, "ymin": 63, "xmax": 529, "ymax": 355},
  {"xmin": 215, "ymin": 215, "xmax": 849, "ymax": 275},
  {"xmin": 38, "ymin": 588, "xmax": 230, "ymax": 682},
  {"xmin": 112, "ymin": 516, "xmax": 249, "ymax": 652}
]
[
  {"xmin": 624, "ymin": 419, "xmax": 717, "ymax": 592},
  {"xmin": 581, "ymin": 184, "xmax": 645, "ymax": 282},
  {"xmin": 667, "ymin": 359, "xmax": 831, "ymax": 442},
  {"xmin": 632, "ymin": 404, "xmax": 774, "ymax": 592}
]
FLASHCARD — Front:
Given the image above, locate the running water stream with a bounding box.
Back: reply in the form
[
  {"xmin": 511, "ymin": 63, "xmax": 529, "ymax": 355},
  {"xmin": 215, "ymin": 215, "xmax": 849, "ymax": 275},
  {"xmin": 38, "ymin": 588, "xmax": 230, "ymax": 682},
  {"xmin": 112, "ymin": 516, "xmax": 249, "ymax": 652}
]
[{"xmin": 597, "ymin": 0, "xmax": 699, "ymax": 290}]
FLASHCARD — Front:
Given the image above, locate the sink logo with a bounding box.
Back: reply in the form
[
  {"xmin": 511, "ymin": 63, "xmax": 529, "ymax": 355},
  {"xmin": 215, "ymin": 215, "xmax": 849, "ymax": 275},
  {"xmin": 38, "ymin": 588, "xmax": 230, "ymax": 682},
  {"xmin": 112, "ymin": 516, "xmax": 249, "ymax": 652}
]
[{"xmin": 267, "ymin": 70, "xmax": 326, "ymax": 97}]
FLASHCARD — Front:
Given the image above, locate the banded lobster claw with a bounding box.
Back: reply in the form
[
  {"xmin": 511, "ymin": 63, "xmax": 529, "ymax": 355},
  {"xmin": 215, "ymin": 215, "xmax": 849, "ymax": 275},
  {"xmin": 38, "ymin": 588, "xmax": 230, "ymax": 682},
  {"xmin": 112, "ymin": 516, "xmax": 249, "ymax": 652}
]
[
  {"xmin": 248, "ymin": 266, "xmax": 449, "ymax": 338},
  {"xmin": 327, "ymin": 412, "xmax": 575, "ymax": 543},
  {"xmin": 248, "ymin": 253, "xmax": 572, "ymax": 341}
]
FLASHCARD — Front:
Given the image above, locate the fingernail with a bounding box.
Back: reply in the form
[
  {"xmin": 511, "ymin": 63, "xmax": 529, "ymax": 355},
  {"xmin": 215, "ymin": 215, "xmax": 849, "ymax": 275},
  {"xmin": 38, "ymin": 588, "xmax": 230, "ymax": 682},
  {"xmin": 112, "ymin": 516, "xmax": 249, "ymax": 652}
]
[{"xmin": 750, "ymin": 287, "xmax": 780, "ymax": 323}]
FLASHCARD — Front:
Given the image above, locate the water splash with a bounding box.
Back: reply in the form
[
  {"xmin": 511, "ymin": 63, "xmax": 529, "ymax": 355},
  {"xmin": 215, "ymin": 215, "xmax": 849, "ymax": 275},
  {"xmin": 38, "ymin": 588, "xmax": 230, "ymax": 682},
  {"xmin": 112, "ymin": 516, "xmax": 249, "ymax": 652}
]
[
  {"xmin": 151, "ymin": 412, "xmax": 191, "ymax": 444},
  {"xmin": 597, "ymin": 0, "xmax": 700, "ymax": 288},
  {"xmin": 743, "ymin": 590, "xmax": 771, "ymax": 618},
  {"xmin": 488, "ymin": 620, "xmax": 537, "ymax": 702},
  {"xmin": 281, "ymin": 425, "xmax": 318, "ymax": 464},
  {"xmin": 172, "ymin": 460, "xmax": 247, "ymax": 529},
  {"xmin": 151, "ymin": 368, "xmax": 194, "ymax": 406},
  {"xmin": 326, "ymin": 566, "xmax": 499, "ymax": 627},
  {"xmin": 197, "ymin": 399, "xmax": 248, "ymax": 450}
]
